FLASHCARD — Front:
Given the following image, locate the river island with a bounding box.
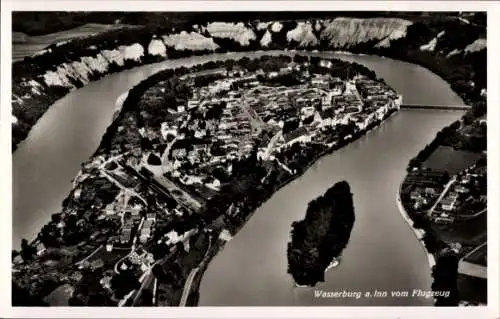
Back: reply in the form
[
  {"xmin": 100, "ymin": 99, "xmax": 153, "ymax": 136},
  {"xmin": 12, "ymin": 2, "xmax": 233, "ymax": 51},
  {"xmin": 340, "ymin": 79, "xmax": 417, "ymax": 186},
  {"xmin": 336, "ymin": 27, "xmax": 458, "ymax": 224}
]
[
  {"xmin": 288, "ymin": 180, "xmax": 355, "ymax": 287},
  {"xmin": 12, "ymin": 54, "xmax": 402, "ymax": 306}
]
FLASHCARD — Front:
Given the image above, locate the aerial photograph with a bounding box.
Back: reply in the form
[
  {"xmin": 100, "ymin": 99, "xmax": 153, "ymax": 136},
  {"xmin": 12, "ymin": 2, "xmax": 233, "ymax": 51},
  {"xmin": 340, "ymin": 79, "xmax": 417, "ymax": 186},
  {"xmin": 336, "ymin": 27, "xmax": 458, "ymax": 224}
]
[{"xmin": 10, "ymin": 10, "xmax": 487, "ymax": 308}]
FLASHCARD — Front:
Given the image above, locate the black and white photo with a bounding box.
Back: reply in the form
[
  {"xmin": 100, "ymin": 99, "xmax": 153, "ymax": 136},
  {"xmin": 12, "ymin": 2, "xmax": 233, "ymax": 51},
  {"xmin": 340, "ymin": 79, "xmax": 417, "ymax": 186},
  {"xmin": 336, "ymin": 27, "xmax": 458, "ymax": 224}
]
[{"xmin": 1, "ymin": 2, "xmax": 498, "ymax": 318}]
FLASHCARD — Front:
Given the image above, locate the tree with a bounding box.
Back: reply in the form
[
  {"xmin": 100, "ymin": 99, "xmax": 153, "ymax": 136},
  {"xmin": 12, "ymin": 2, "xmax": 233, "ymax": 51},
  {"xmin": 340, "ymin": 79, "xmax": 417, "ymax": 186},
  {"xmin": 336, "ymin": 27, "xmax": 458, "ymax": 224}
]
[
  {"xmin": 293, "ymin": 54, "xmax": 309, "ymax": 64},
  {"xmin": 68, "ymin": 295, "xmax": 85, "ymax": 306},
  {"xmin": 12, "ymin": 281, "xmax": 48, "ymax": 306},
  {"xmin": 147, "ymin": 153, "xmax": 162, "ymax": 165},
  {"xmin": 283, "ymin": 118, "xmax": 299, "ymax": 135},
  {"xmin": 152, "ymin": 264, "xmax": 168, "ymax": 281},
  {"xmin": 111, "ymin": 270, "xmax": 140, "ymax": 299},
  {"xmin": 20, "ymin": 238, "xmax": 36, "ymax": 262},
  {"xmin": 432, "ymin": 254, "xmax": 460, "ymax": 306},
  {"xmin": 139, "ymin": 289, "xmax": 154, "ymax": 306},
  {"xmin": 51, "ymin": 213, "xmax": 61, "ymax": 223},
  {"xmin": 462, "ymin": 112, "xmax": 475, "ymax": 126},
  {"xmin": 224, "ymin": 59, "xmax": 235, "ymax": 71}
]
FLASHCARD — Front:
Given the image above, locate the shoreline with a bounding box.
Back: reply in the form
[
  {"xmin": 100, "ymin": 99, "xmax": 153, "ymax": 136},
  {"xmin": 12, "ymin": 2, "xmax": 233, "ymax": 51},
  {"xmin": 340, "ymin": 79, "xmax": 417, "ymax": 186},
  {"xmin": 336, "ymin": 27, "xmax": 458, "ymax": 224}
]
[
  {"xmin": 18, "ymin": 52, "xmax": 393, "ymax": 248},
  {"xmin": 396, "ymin": 182, "xmax": 436, "ymax": 270},
  {"xmin": 188, "ymin": 108, "xmax": 400, "ymax": 305},
  {"xmin": 12, "ymin": 37, "xmax": 472, "ymax": 152},
  {"xmin": 13, "ymin": 53, "xmax": 402, "ymax": 306},
  {"xmin": 13, "ymin": 50, "xmax": 471, "ymax": 307}
]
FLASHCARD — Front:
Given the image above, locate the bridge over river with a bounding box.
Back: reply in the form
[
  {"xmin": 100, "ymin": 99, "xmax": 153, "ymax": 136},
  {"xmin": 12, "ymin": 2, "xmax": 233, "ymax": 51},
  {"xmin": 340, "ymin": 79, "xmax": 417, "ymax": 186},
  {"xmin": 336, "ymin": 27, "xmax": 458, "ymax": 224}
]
[{"xmin": 401, "ymin": 104, "xmax": 471, "ymax": 111}]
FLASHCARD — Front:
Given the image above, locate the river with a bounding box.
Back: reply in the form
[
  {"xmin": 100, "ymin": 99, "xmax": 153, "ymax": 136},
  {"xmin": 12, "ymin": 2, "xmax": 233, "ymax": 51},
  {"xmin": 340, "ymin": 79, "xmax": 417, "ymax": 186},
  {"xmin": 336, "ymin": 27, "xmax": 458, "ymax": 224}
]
[{"xmin": 12, "ymin": 51, "xmax": 464, "ymax": 306}]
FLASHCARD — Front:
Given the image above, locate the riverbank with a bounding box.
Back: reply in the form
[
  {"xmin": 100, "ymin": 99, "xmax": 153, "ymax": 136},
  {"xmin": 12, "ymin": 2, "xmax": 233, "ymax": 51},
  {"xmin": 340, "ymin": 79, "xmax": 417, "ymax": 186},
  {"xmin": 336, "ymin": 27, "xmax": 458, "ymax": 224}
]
[
  {"xmin": 396, "ymin": 183, "xmax": 436, "ymax": 269},
  {"xmin": 199, "ymin": 108, "xmax": 461, "ymax": 306},
  {"xmin": 12, "ymin": 14, "xmax": 484, "ymax": 151},
  {"xmin": 12, "ymin": 52, "xmax": 403, "ymax": 306},
  {"xmin": 186, "ymin": 108, "xmax": 399, "ymax": 306},
  {"xmin": 12, "ymin": 46, "xmax": 468, "ymax": 306}
]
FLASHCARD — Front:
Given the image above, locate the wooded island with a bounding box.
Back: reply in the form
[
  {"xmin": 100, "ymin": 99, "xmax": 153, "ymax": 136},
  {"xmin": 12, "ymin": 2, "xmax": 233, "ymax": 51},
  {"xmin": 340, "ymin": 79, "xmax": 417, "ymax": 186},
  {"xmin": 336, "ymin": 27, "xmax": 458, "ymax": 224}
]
[{"xmin": 287, "ymin": 181, "xmax": 355, "ymax": 286}]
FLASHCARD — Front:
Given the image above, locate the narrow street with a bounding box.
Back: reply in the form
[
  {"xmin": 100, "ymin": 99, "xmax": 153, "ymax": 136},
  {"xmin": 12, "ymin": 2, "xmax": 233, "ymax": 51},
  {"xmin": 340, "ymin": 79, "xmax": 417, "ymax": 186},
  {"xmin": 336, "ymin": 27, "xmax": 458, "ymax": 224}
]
[
  {"xmin": 178, "ymin": 239, "xmax": 212, "ymax": 306},
  {"xmin": 428, "ymin": 176, "xmax": 457, "ymax": 216}
]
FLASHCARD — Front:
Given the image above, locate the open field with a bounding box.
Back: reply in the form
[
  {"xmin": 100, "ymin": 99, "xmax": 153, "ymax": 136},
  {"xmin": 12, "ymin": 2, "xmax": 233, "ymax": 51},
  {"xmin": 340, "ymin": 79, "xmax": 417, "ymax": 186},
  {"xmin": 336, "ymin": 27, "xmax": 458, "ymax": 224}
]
[
  {"xmin": 78, "ymin": 245, "xmax": 130, "ymax": 268},
  {"xmin": 422, "ymin": 146, "xmax": 483, "ymax": 174},
  {"xmin": 432, "ymin": 212, "xmax": 486, "ymax": 246},
  {"xmin": 12, "ymin": 23, "xmax": 134, "ymax": 61},
  {"xmin": 43, "ymin": 283, "xmax": 74, "ymax": 306},
  {"xmin": 457, "ymin": 274, "xmax": 487, "ymax": 304},
  {"xmin": 463, "ymin": 243, "xmax": 487, "ymax": 266}
]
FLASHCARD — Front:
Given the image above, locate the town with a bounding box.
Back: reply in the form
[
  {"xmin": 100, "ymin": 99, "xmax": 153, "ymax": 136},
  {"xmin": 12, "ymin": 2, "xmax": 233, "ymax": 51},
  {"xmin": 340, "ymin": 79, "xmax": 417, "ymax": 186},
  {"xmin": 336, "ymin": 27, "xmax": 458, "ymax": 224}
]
[{"xmin": 12, "ymin": 54, "xmax": 403, "ymax": 306}]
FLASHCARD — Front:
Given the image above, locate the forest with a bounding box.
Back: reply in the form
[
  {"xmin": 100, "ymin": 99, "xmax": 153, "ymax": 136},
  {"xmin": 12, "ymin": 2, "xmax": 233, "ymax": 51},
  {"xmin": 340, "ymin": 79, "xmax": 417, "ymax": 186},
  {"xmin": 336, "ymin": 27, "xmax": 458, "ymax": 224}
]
[{"xmin": 287, "ymin": 181, "xmax": 355, "ymax": 286}]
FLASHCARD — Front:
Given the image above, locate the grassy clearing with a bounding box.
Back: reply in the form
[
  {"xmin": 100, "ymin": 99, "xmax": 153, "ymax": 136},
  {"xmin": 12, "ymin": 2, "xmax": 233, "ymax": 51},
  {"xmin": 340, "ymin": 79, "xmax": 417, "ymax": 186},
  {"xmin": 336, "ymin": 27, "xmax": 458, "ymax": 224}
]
[
  {"xmin": 81, "ymin": 245, "xmax": 130, "ymax": 268},
  {"xmin": 432, "ymin": 213, "xmax": 486, "ymax": 246},
  {"xmin": 422, "ymin": 146, "xmax": 482, "ymax": 174},
  {"xmin": 13, "ymin": 23, "xmax": 134, "ymax": 61}
]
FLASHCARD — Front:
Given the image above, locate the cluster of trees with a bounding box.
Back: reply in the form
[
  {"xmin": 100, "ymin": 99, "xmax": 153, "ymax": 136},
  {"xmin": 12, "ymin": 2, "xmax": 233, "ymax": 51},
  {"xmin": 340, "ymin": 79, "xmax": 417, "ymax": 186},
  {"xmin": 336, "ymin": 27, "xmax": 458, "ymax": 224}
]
[
  {"xmin": 68, "ymin": 269, "xmax": 115, "ymax": 306},
  {"xmin": 308, "ymin": 56, "xmax": 377, "ymax": 80},
  {"xmin": 193, "ymin": 73, "xmax": 225, "ymax": 87},
  {"xmin": 233, "ymin": 55, "xmax": 291, "ymax": 73},
  {"xmin": 407, "ymin": 120, "xmax": 461, "ymax": 170},
  {"xmin": 204, "ymin": 102, "xmax": 226, "ymax": 120},
  {"xmin": 19, "ymin": 239, "xmax": 36, "ymax": 262},
  {"xmin": 282, "ymin": 118, "xmax": 300, "ymax": 135},
  {"xmin": 138, "ymin": 77, "xmax": 191, "ymax": 128},
  {"xmin": 110, "ymin": 268, "xmax": 141, "ymax": 300},
  {"xmin": 287, "ymin": 181, "xmax": 355, "ymax": 286},
  {"xmin": 147, "ymin": 153, "xmax": 162, "ymax": 165},
  {"xmin": 278, "ymin": 141, "xmax": 328, "ymax": 173},
  {"xmin": 407, "ymin": 113, "xmax": 486, "ymax": 171},
  {"xmin": 431, "ymin": 253, "xmax": 460, "ymax": 306},
  {"xmin": 12, "ymin": 281, "xmax": 48, "ymax": 306},
  {"xmin": 201, "ymin": 145, "xmax": 270, "ymax": 225},
  {"xmin": 33, "ymin": 177, "xmax": 120, "ymax": 249},
  {"xmin": 15, "ymin": 12, "xmax": 455, "ymax": 37},
  {"xmin": 258, "ymin": 72, "xmax": 302, "ymax": 87}
]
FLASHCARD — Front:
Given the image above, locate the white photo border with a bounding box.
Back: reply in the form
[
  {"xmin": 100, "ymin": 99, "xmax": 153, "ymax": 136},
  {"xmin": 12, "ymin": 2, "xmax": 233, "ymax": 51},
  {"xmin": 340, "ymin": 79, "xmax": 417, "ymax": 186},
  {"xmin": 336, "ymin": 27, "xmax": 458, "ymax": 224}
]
[{"xmin": 1, "ymin": 1, "xmax": 498, "ymax": 318}]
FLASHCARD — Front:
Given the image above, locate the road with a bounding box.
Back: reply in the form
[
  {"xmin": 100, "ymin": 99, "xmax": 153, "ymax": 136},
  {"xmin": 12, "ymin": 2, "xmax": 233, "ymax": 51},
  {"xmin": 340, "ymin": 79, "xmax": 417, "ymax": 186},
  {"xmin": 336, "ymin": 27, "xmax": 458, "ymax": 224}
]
[
  {"xmin": 100, "ymin": 169, "xmax": 147, "ymax": 205},
  {"xmin": 178, "ymin": 267, "xmax": 200, "ymax": 306},
  {"xmin": 262, "ymin": 131, "xmax": 282, "ymax": 160},
  {"xmin": 462, "ymin": 208, "xmax": 486, "ymax": 219},
  {"xmin": 114, "ymin": 249, "xmax": 133, "ymax": 274},
  {"xmin": 145, "ymin": 164, "xmax": 202, "ymax": 212},
  {"xmin": 161, "ymin": 137, "xmax": 178, "ymax": 168},
  {"xmin": 241, "ymin": 86, "xmax": 271, "ymax": 133},
  {"xmin": 428, "ymin": 176, "xmax": 457, "ymax": 216},
  {"xmin": 74, "ymin": 244, "xmax": 103, "ymax": 266},
  {"xmin": 126, "ymin": 246, "xmax": 180, "ymax": 306},
  {"xmin": 178, "ymin": 239, "xmax": 212, "ymax": 306},
  {"xmin": 120, "ymin": 162, "xmax": 200, "ymax": 214}
]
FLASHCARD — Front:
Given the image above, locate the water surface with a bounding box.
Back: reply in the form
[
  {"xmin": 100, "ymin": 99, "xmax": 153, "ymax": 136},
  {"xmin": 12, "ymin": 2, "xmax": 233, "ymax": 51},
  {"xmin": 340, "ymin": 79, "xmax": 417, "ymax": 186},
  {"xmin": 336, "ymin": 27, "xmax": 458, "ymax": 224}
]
[{"xmin": 13, "ymin": 51, "xmax": 464, "ymax": 306}]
